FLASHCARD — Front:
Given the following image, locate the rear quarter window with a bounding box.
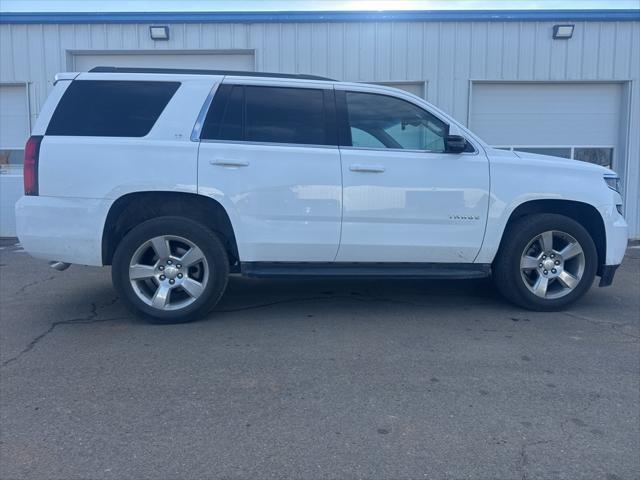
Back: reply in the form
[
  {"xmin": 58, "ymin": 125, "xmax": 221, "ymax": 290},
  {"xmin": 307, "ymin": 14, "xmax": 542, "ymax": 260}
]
[{"xmin": 46, "ymin": 80, "xmax": 180, "ymax": 137}]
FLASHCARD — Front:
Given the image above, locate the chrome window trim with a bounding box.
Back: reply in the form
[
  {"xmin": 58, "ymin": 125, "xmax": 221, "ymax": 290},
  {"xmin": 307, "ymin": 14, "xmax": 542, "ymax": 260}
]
[
  {"xmin": 199, "ymin": 139, "xmax": 476, "ymax": 154},
  {"xmin": 199, "ymin": 138, "xmax": 339, "ymax": 150},
  {"xmin": 192, "ymin": 80, "xmax": 479, "ymax": 155},
  {"xmin": 339, "ymin": 145, "xmax": 478, "ymax": 155},
  {"xmin": 190, "ymin": 82, "xmax": 221, "ymax": 142}
]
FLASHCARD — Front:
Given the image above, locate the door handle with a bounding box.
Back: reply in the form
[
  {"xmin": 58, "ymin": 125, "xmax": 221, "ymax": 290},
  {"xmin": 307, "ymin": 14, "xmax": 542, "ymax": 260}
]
[
  {"xmin": 209, "ymin": 159, "xmax": 249, "ymax": 167},
  {"xmin": 349, "ymin": 164, "xmax": 385, "ymax": 173}
]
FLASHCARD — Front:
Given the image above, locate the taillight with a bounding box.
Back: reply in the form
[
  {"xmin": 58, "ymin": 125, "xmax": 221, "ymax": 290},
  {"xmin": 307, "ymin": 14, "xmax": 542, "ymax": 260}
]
[{"xmin": 24, "ymin": 135, "xmax": 43, "ymax": 196}]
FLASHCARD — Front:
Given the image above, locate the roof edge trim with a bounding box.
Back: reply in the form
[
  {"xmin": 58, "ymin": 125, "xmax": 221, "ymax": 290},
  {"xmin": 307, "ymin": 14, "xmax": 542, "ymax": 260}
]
[{"xmin": 1, "ymin": 10, "xmax": 639, "ymax": 24}]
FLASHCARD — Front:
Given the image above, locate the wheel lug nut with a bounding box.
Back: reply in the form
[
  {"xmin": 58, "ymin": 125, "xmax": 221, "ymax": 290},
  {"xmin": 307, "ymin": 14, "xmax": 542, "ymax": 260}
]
[
  {"xmin": 551, "ymin": 268, "xmax": 557, "ymax": 274},
  {"xmin": 169, "ymin": 279, "xmax": 175, "ymax": 285},
  {"xmin": 167, "ymin": 260, "xmax": 172, "ymax": 265},
  {"xmin": 543, "ymin": 270, "xmax": 548, "ymax": 275},
  {"xmin": 159, "ymin": 275, "xmax": 166, "ymax": 280},
  {"xmin": 176, "ymin": 264, "xmax": 182, "ymax": 269},
  {"xmin": 555, "ymin": 260, "xmax": 560, "ymax": 265},
  {"xmin": 177, "ymin": 273, "xmax": 183, "ymax": 279},
  {"xmin": 542, "ymin": 255, "xmax": 546, "ymax": 259},
  {"xmin": 159, "ymin": 265, "xmax": 164, "ymax": 271},
  {"xmin": 550, "ymin": 254, "xmax": 555, "ymax": 258},
  {"xmin": 539, "ymin": 263, "xmax": 543, "ymax": 268}
]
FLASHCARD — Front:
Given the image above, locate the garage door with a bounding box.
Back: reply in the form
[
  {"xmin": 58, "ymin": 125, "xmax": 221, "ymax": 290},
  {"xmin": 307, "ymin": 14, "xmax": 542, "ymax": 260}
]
[
  {"xmin": 0, "ymin": 84, "xmax": 29, "ymax": 169},
  {"xmin": 73, "ymin": 51, "xmax": 255, "ymax": 72},
  {"xmin": 470, "ymin": 82, "xmax": 623, "ymax": 169}
]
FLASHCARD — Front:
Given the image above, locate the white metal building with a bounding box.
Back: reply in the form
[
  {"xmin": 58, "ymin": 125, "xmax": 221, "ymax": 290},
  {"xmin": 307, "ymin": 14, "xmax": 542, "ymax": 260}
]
[{"xmin": 1, "ymin": 9, "xmax": 639, "ymax": 238}]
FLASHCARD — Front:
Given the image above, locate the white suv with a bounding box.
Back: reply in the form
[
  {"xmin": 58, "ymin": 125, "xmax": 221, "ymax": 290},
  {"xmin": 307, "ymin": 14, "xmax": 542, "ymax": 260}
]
[{"xmin": 15, "ymin": 67, "xmax": 628, "ymax": 323}]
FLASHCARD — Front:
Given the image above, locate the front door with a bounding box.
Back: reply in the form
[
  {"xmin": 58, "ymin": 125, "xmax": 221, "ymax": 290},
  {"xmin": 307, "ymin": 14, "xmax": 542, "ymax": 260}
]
[{"xmin": 335, "ymin": 88, "xmax": 490, "ymax": 263}]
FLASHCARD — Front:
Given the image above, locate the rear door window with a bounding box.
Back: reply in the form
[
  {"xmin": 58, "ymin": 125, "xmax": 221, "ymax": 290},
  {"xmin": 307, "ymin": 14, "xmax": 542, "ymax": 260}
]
[
  {"xmin": 201, "ymin": 84, "xmax": 335, "ymax": 146},
  {"xmin": 46, "ymin": 80, "xmax": 180, "ymax": 137},
  {"xmin": 200, "ymin": 84, "xmax": 243, "ymax": 141}
]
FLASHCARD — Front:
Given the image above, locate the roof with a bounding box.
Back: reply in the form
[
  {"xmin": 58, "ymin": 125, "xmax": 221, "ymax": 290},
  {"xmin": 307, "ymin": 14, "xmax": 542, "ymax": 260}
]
[
  {"xmin": 89, "ymin": 66, "xmax": 335, "ymax": 81},
  {"xmin": 1, "ymin": 10, "xmax": 639, "ymax": 24}
]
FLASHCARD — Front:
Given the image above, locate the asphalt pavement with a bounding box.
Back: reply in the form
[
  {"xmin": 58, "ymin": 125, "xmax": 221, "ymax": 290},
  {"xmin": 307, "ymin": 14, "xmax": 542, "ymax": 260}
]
[{"xmin": 1, "ymin": 239, "xmax": 638, "ymax": 480}]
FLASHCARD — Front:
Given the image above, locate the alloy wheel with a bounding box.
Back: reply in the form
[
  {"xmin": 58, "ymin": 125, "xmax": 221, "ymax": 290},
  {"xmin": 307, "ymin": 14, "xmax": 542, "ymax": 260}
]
[
  {"xmin": 519, "ymin": 230, "xmax": 586, "ymax": 299},
  {"xmin": 128, "ymin": 235, "xmax": 209, "ymax": 311}
]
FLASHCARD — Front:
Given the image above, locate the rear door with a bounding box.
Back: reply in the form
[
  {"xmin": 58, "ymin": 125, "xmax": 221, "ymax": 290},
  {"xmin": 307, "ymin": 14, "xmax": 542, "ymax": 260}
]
[
  {"xmin": 196, "ymin": 79, "xmax": 342, "ymax": 262},
  {"xmin": 335, "ymin": 86, "xmax": 490, "ymax": 263}
]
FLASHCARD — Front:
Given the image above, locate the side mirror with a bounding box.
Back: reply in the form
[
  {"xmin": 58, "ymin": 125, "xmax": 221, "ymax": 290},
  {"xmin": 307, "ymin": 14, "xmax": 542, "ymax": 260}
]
[{"xmin": 445, "ymin": 135, "xmax": 468, "ymax": 153}]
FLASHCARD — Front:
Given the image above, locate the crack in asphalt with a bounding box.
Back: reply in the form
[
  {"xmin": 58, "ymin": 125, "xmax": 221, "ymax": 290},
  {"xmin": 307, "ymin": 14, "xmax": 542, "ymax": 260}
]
[
  {"xmin": 1, "ymin": 297, "xmax": 121, "ymax": 367},
  {"xmin": 0, "ymin": 291, "xmax": 494, "ymax": 368},
  {"xmin": 215, "ymin": 292, "xmax": 496, "ymax": 313},
  {"xmin": 562, "ymin": 311, "xmax": 640, "ymax": 340},
  {"xmin": 1, "ymin": 292, "xmax": 495, "ymax": 368},
  {"xmin": 517, "ymin": 389, "xmax": 608, "ymax": 480},
  {"xmin": 558, "ymin": 390, "xmax": 602, "ymax": 449},
  {"xmin": 518, "ymin": 439, "xmax": 551, "ymax": 480},
  {"xmin": 12, "ymin": 275, "xmax": 56, "ymax": 295},
  {"xmin": 4, "ymin": 285, "xmax": 635, "ymax": 370}
]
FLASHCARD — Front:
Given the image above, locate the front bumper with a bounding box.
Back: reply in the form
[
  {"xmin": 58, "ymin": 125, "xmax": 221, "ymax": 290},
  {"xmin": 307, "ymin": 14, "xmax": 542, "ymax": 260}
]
[
  {"xmin": 595, "ymin": 202, "xmax": 626, "ymax": 287},
  {"xmin": 597, "ymin": 203, "xmax": 627, "ymax": 265}
]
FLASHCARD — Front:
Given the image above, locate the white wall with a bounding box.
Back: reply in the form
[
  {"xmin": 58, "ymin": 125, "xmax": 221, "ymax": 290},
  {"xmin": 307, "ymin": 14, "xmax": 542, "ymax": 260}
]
[
  {"xmin": 0, "ymin": 174, "xmax": 22, "ymax": 236},
  {"xmin": 0, "ymin": 19, "xmax": 639, "ymax": 237}
]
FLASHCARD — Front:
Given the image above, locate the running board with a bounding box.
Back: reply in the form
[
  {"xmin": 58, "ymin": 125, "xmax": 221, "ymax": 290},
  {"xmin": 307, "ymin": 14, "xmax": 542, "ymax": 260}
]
[{"xmin": 241, "ymin": 262, "xmax": 491, "ymax": 279}]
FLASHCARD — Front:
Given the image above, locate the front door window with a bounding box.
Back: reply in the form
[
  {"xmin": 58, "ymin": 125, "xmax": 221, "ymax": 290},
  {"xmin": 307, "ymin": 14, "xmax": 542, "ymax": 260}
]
[{"xmin": 344, "ymin": 91, "xmax": 447, "ymax": 152}]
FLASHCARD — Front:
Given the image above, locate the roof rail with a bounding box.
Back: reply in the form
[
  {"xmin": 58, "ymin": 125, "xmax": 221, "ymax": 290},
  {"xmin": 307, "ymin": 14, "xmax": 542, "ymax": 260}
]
[{"xmin": 88, "ymin": 66, "xmax": 335, "ymax": 81}]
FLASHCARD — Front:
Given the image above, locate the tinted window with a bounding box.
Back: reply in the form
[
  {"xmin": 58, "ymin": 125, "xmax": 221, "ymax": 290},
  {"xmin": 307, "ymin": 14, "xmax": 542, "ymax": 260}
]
[
  {"xmin": 202, "ymin": 85, "xmax": 332, "ymax": 146},
  {"xmin": 46, "ymin": 80, "xmax": 179, "ymax": 137},
  {"xmin": 245, "ymin": 86, "xmax": 326, "ymax": 145},
  {"xmin": 201, "ymin": 84, "xmax": 243, "ymax": 141},
  {"xmin": 344, "ymin": 91, "xmax": 447, "ymax": 152}
]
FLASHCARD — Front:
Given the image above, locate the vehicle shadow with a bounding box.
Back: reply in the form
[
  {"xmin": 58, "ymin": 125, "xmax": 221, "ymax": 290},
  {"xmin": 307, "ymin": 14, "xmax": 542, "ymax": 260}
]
[{"xmin": 214, "ymin": 275, "xmax": 502, "ymax": 314}]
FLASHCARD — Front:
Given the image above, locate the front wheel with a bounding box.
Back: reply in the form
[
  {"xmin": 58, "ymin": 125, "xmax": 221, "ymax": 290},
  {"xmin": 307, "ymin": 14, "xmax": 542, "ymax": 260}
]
[
  {"xmin": 112, "ymin": 216, "xmax": 229, "ymax": 323},
  {"xmin": 493, "ymin": 214, "xmax": 598, "ymax": 311}
]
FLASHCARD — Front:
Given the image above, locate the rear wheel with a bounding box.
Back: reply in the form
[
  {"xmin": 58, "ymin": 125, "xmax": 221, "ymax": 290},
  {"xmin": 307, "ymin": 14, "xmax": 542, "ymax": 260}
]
[
  {"xmin": 493, "ymin": 214, "xmax": 598, "ymax": 311},
  {"xmin": 112, "ymin": 216, "xmax": 229, "ymax": 323}
]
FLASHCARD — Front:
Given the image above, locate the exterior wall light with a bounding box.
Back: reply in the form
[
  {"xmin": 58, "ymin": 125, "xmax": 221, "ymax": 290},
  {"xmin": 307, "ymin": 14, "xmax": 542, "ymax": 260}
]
[
  {"xmin": 552, "ymin": 24, "xmax": 574, "ymax": 39},
  {"xmin": 149, "ymin": 26, "xmax": 170, "ymax": 40}
]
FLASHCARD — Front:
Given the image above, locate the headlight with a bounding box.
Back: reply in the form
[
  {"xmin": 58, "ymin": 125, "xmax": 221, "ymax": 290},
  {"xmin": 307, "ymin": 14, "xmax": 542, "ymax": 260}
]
[{"xmin": 604, "ymin": 175, "xmax": 621, "ymax": 193}]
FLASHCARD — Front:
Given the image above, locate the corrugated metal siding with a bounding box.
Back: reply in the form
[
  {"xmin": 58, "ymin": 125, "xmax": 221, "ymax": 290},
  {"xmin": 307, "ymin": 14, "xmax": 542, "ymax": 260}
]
[{"xmin": 1, "ymin": 20, "xmax": 639, "ymax": 237}]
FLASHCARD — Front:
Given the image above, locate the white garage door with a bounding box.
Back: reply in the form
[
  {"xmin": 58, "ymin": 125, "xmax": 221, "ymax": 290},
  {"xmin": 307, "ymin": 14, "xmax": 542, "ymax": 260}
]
[
  {"xmin": 73, "ymin": 51, "xmax": 255, "ymax": 72},
  {"xmin": 470, "ymin": 82, "xmax": 623, "ymax": 169},
  {"xmin": 0, "ymin": 84, "xmax": 29, "ymax": 166}
]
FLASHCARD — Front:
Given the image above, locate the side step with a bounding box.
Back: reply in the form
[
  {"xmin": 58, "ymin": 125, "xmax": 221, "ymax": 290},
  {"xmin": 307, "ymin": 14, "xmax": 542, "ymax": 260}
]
[{"xmin": 241, "ymin": 262, "xmax": 491, "ymax": 279}]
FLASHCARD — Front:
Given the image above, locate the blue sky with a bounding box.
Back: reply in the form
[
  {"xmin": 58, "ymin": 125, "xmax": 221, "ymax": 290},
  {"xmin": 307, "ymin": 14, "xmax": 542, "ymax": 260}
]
[{"xmin": 2, "ymin": 0, "xmax": 639, "ymax": 12}]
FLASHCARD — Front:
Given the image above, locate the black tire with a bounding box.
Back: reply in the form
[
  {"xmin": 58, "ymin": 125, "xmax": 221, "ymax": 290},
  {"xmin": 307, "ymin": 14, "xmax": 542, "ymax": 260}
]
[
  {"xmin": 112, "ymin": 216, "xmax": 229, "ymax": 324},
  {"xmin": 493, "ymin": 213, "xmax": 598, "ymax": 311}
]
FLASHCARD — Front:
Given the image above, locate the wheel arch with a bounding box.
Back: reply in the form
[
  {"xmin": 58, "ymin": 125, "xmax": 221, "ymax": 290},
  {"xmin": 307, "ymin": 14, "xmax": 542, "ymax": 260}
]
[
  {"xmin": 102, "ymin": 191, "xmax": 239, "ymax": 269},
  {"xmin": 497, "ymin": 199, "xmax": 607, "ymax": 271}
]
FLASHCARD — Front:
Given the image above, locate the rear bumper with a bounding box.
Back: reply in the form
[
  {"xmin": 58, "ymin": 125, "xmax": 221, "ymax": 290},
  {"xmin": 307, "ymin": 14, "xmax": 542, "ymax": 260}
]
[{"xmin": 15, "ymin": 195, "xmax": 109, "ymax": 266}]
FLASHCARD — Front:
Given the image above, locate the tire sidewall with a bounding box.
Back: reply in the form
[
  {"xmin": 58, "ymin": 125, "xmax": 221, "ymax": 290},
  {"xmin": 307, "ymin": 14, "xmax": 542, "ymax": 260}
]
[
  {"xmin": 112, "ymin": 216, "xmax": 228, "ymax": 323},
  {"xmin": 498, "ymin": 214, "xmax": 598, "ymax": 310}
]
